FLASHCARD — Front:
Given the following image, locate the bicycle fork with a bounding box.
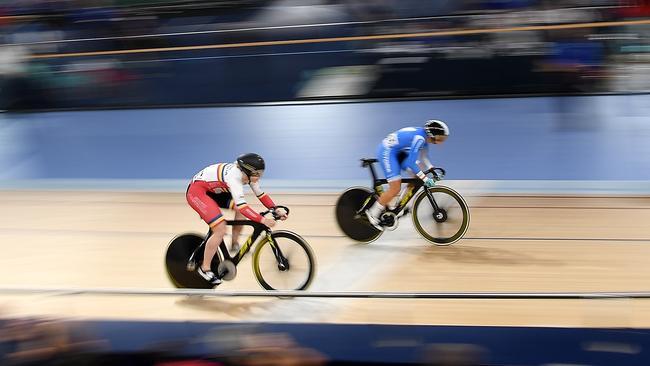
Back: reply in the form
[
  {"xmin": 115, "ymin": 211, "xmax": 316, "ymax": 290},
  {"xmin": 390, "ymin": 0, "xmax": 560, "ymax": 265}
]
[
  {"xmin": 424, "ymin": 188, "xmax": 447, "ymax": 222},
  {"xmin": 267, "ymin": 234, "xmax": 289, "ymax": 271}
]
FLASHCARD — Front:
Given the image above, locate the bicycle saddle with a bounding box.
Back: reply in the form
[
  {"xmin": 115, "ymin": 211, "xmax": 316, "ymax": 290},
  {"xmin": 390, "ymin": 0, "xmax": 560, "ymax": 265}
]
[{"xmin": 360, "ymin": 158, "xmax": 378, "ymax": 167}]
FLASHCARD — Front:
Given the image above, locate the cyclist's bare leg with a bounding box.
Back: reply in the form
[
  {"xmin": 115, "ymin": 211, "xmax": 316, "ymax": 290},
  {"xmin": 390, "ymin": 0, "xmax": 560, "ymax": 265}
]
[
  {"xmin": 368, "ymin": 179, "xmax": 401, "ymax": 220},
  {"xmin": 230, "ymin": 210, "xmax": 246, "ymax": 252},
  {"xmin": 201, "ymin": 221, "xmax": 227, "ymax": 272},
  {"xmin": 379, "ymin": 179, "xmax": 402, "ymax": 207}
]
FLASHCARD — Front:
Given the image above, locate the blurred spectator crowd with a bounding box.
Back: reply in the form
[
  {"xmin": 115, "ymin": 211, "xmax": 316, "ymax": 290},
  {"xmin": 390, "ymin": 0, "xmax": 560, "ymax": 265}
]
[
  {"xmin": 0, "ymin": 314, "xmax": 489, "ymax": 365},
  {"xmin": 0, "ymin": 315, "xmax": 328, "ymax": 366},
  {"xmin": 0, "ymin": 0, "xmax": 649, "ymax": 110}
]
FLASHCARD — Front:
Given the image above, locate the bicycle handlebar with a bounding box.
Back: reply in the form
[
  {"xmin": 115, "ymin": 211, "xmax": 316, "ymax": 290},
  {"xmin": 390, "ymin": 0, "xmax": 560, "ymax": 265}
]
[
  {"xmin": 259, "ymin": 205, "xmax": 290, "ymax": 220},
  {"xmin": 425, "ymin": 167, "xmax": 446, "ymax": 181}
]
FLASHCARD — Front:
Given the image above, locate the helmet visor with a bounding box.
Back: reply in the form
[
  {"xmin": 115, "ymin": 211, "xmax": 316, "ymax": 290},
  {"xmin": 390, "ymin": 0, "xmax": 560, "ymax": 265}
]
[
  {"xmin": 249, "ymin": 169, "xmax": 264, "ymax": 177},
  {"xmin": 432, "ymin": 135, "xmax": 448, "ymax": 143}
]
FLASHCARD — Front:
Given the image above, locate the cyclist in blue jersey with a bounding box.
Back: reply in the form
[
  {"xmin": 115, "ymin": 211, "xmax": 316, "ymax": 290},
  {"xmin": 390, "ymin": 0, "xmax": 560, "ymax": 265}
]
[{"xmin": 366, "ymin": 120, "xmax": 450, "ymax": 230}]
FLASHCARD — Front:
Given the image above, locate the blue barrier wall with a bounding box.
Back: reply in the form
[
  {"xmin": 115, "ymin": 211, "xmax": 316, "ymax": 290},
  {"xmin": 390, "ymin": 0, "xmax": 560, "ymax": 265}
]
[{"xmin": 1, "ymin": 94, "xmax": 649, "ymax": 184}]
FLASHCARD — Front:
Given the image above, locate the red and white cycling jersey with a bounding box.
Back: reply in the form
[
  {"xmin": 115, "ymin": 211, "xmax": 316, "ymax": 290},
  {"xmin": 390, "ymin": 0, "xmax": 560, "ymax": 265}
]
[{"xmin": 189, "ymin": 162, "xmax": 275, "ymax": 223}]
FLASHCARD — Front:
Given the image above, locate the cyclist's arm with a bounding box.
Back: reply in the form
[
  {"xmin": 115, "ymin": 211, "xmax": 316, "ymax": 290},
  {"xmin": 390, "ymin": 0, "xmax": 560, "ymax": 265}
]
[
  {"xmin": 417, "ymin": 145, "xmax": 434, "ymax": 172},
  {"xmin": 225, "ymin": 171, "xmax": 264, "ymax": 223},
  {"xmin": 250, "ymin": 181, "xmax": 276, "ymax": 209},
  {"xmin": 405, "ymin": 136, "xmax": 428, "ymax": 180}
]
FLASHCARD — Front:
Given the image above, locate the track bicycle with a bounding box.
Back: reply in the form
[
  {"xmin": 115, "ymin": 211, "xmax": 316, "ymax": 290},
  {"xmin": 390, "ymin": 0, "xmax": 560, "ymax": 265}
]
[
  {"xmin": 335, "ymin": 159, "xmax": 470, "ymax": 245},
  {"xmin": 166, "ymin": 206, "xmax": 316, "ymax": 290}
]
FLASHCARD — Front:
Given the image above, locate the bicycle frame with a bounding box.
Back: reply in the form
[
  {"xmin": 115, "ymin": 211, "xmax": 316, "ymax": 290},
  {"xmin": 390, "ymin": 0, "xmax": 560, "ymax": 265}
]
[
  {"xmin": 188, "ymin": 220, "xmax": 275, "ymax": 268},
  {"xmin": 361, "ymin": 160, "xmax": 443, "ymax": 216}
]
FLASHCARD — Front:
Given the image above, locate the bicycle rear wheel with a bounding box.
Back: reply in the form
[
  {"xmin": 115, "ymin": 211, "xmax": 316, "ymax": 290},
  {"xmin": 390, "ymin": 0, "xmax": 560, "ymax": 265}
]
[
  {"xmin": 335, "ymin": 187, "xmax": 382, "ymax": 243},
  {"xmin": 412, "ymin": 186, "xmax": 470, "ymax": 245},
  {"xmin": 252, "ymin": 231, "xmax": 315, "ymax": 291},
  {"xmin": 165, "ymin": 233, "xmax": 213, "ymax": 289}
]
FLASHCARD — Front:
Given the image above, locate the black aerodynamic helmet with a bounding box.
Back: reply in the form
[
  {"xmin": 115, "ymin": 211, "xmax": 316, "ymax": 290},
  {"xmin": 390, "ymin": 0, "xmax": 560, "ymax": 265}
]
[{"xmin": 237, "ymin": 152, "xmax": 265, "ymax": 177}]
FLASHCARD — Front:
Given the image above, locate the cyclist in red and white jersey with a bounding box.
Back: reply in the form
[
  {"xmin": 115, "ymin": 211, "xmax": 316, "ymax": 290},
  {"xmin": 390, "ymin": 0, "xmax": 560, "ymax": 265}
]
[{"xmin": 186, "ymin": 153, "xmax": 288, "ymax": 285}]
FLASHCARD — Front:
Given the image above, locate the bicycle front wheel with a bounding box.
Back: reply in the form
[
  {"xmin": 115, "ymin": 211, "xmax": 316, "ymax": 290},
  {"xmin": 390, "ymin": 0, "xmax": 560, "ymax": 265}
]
[
  {"xmin": 252, "ymin": 231, "xmax": 316, "ymax": 291},
  {"xmin": 412, "ymin": 186, "xmax": 470, "ymax": 245}
]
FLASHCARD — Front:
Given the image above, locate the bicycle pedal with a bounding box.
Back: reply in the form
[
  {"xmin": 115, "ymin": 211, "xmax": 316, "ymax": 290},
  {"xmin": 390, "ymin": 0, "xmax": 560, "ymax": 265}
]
[
  {"xmin": 384, "ymin": 222, "xmax": 398, "ymax": 231},
  {"xmin": 217, "ymin": 260, "xmax": 237, "ymax": 281},
  {"xmin": 380, "ymin": 212, "xmax": 398, "ymax": 231}
]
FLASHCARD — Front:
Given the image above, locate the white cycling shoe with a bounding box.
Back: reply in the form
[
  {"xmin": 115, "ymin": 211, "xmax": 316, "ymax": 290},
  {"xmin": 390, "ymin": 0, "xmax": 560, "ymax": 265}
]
[
  {"xmin": 365, "ymin": 210, "xmax": 385, "ymax": 231},
  {"xmin": 197, "ymin": 267, "xmax": 222, "ymax": 286}
]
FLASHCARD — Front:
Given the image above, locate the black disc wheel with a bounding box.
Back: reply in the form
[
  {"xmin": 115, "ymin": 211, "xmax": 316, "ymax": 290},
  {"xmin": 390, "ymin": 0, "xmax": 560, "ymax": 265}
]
[
  {"xmin": 165, "ymin": 233, "xmax": 214, "ymax": 289},
  {"xmin": 335, "ymin": 187, "xmax": 383, "ymax": 243}
]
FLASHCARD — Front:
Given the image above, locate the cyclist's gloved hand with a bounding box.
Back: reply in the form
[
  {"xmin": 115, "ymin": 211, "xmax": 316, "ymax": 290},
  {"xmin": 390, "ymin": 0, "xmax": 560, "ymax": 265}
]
[
  {"xmin": 423, "ymin": 177, "xmax": 436, "ymax": 188},
  {"xmin": 262, "ymin": 217, "xmax": 277, "ymax": 228},
  {"xmin": 427, "ymin": 166, "xmax": 444, "ymax": 181},
  {"xmin": 417, "ymin": 171, "xmax": 436, "ymax": 188},
  {"xmin": 274, "ymin": 206, "xmax": 289, "ymax": 220}
]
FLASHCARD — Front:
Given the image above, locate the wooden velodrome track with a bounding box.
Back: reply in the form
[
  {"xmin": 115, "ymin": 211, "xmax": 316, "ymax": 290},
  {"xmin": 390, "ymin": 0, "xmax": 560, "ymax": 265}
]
[{"xmin": 1, "ymin": 190, "xmax": 650, "ymax": 328}]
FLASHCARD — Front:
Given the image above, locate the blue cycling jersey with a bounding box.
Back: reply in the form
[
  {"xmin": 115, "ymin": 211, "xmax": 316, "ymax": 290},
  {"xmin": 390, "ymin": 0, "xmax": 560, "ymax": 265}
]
[{"xmin": 377, "ymin": 127, "xmax": 429, "ymax": 180}]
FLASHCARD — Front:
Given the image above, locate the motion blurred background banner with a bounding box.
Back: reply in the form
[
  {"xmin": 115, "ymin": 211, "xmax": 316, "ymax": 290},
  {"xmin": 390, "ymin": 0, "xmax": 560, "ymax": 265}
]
[{"xmin": 1, "ymin": 0, "xmax": 649, "ymax": 110}]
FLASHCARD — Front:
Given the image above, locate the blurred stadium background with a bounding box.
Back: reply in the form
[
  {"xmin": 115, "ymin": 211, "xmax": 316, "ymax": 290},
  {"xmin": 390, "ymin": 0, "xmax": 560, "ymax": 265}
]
[
  {"xmin": 1, "ymin": 0, "xmax": 649, "ymax": 110},
  {"xmin": 1, "ymin": 1, "xmax": 650, "ymax": 365}
]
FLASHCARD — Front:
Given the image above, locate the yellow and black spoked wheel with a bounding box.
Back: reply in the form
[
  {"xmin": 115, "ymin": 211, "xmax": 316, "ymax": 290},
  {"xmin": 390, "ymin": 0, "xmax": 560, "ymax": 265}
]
[
  {"xmin": 252, "ymin": 231, "xmax": 316, "ymax": 291},
  {"xmin": 412, "ymin": 185, "xmax": 470, "ymax": 245}
]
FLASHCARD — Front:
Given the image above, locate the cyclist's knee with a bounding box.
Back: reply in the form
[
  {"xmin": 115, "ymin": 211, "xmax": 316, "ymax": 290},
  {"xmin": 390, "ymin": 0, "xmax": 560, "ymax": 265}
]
[
  {"xmin": 379, "ymin": 180, "xmax": 401, "ymax": 205},
  {"xmin": 387, "ymin": 180, "xmax": 401, "ymax": 194},
  {"xmin": 209, "ymin": 220, "xmax": 227, "ymax": 236}
]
